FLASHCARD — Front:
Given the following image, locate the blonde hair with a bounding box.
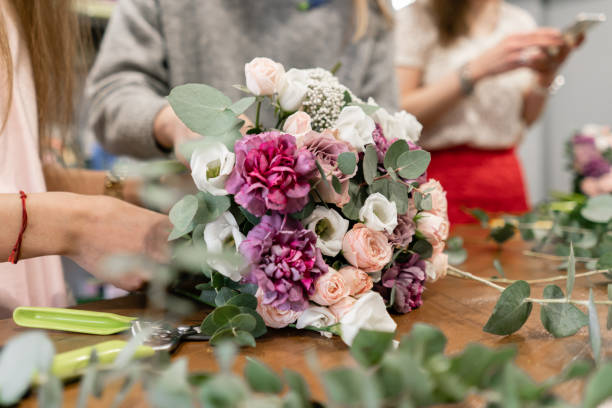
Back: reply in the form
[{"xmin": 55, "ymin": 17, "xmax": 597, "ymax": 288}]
[
  {"xmin": 0, "ymin": 0, "xmax": 82, "ymax": 149},
  {"xmin": 353, "ymin": 0, "xmax": 394, "ymax": 42}
]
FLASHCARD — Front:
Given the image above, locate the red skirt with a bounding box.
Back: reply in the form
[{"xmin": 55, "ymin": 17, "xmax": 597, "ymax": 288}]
[{"xmin": 427, "ymin": 146, "xmax": 530, "ymax": 224}]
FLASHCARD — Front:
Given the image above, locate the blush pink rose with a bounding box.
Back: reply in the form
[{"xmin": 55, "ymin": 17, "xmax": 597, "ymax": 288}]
[
  {"xmin": 342, "ymin": 224, "xmax": 393, "ymax": 272},
  {"xmin": 256, "ymin": 289, "xmax": 302, "ymax": 328},
  {"xmin": 418, "ymin": 179, "xmax": 448, "ymax": 219},
  {"xmin": 245, "ymin": 57, "xmax": 285, "ymax": 96},
  {"xmin": 310, "ymin": 268, "xmax": 350, "ymax": 306},
  {"xmin": 337, "ymin": 266, "xmax": 373, "ymax": 296},
  {"xmin": 283, "ymin": 111, "xmax": 312, "ymax": 142},
  {"xmin": 329, "ymin": 296, "xmax": 357, "ymax": 320},
  {"xmin": 425, "ymin": 252, "xmax": 449, "ymax": 282},
  {"xmin": 417, "ymin": 213, "xmax": 450, "ymax": 250}
]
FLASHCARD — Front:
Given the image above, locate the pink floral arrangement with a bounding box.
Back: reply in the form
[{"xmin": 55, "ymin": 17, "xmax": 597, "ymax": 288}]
[
  {"xmin": 569, "ymin": 124, "xmax": 612, "ymax": 197},
  {"xmin": 167, "ymin": 57, "xmax": 449, "ymax": 346}
]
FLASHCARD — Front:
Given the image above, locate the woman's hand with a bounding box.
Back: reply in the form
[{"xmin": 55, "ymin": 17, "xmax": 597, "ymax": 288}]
[
  {"xmin": 469, "ymin": 28, "xmax": 565, "ymax": 81},
  {"xmin": 67, "ymin": 195, "xmax": 172, "ymax": 291}
]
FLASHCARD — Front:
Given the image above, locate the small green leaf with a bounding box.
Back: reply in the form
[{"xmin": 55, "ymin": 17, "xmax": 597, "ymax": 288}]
[
  {"xmin": 167, "ymin": 225, "xmax": 193, "ymax": 241},
  {"xmin": 483, "ymin": 281, "xmax": 532, "ymax": 336},
  {"xmin": 244, "ymin": 358, "xmax": 283, "ymax": 393},
  {"xmin": 337, "ymin": 152, "xmax": 357, "ymax": 175},
  {"xmin": 331, "ymin": 175, "xmax": 343, "ymax": 194},
  {"xmin": 342, "ymin": 182, "xmax": 366, "ymax": 221},
  {"xmin": 540, "ymin": 285, "xmax": 588, "ymax": 338},
  {"xmin": 581, "ymin": 195, "xmax": 612, "ymax": 223},
  {"xmin": 290, "ymin": 199, "xmax": 315, "ymax": 221},
  {"xmin": 214, "ymin": 342, "xmax": 237, "ymax": 372},
  {"xmin": 233, "ymin": 331, "xmax": 256, "ymax": 348},
  {"xmin": 410, "ymin": 239, "xmax": 433, "ymax": 259},
  {"xmin": 284, "ymin": 369, "xmax": 311, "ymax": 405},
  {"xmin": 597, "ymin": 252, "xmax": 612, "ymax": 270},
  {"xmin": 399, "ymin": 324, "xmax": 447, "ymax": 364},
  {"xmin": 396, "ymin": 150, "xmax": 431, "ymax": 179},
  {"xmin": 215, "ymin": 287, "xmax": 238, "ymax": 306},
  {"xmin": 383, "ymin": 140, "xmax": 410, "ymax": 170},
  {"xmin": 445, "ymin": 248, "xmax": 467, "ymax": 266},
  {"xmin": 209, "ymin": 328, "xmax": 235, "ymax": 346},
  {"xmin": 469, "ymin": 208, "xmax": 490, "ymax": 228},
  {"xmin": 323, "ymin": 368, "xmax": 370, "ymax": 406},
  {"xmin": 212, "ymin": 305, "xmax": 241, "ymax": 326},
  {"xmin": 194, "ymin": 192, "xmax": 231, "ymax": 224},
  {"xmin": 239, "ymin": 206, "xmax": 260, "ymax": 225},
  {"xmin": 169, "ymin": 195, "xmax": 199, "ymax": 231},
  {"xmin": 230, "ymin": 314, "xmax": 257, "ymax": 332},
  {"xmin": 386, "ymin": 166, "xmax": 399, "ymax": 181},
  {"xmin": 583, "ymin": 363, "xmax": 612, "ymax": 408},
  {"xmin": 414, "ymin": 191, "xmax": 432, "ymax": 211},
  {"xmin": 587, "ymin": 289, "xmax": 602, "ymax": 361},
  {"xmin": 239, "ymin": 307, "xmax": 267, "ymax": 338},
  {"xmin": 343, "ymin": 90, "xmax": 352, "ymax": 105},
  {"xmin": 226, "ymin": 293, "xmax": 258, "ymax": 309},
  {"xmin": 350, "ymin": 330, "xmax": 395, "ymax": 367},
  {"xmin": 567, "ymin": 243, "xmax": 576, "ymax": 300},
  {"xmin": 493, "ymin": 259, "xmax": 506, "ymax": 278},
  {"xmin": 229, "ymin": 96, "xmax": 256, "ymax": 115},
  {"xmin": 363, "ymin": 144, "xmax": 378, "ymax": 185},
  {"xmin": 349, "ymin": 101, "xmax": 379, "ymax": 116},
  {"xmin": 490, "ymin": 223, "xmax": 516, "ymax": 244}
]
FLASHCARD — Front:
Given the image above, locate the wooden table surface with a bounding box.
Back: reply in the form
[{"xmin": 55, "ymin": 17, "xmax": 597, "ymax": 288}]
[{"xmin": 4, "ymin": 225, "xmax": 610, "ymax": 407}]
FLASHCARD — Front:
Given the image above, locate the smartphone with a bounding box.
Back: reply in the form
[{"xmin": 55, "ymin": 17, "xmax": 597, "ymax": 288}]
[{"xmin": 563, "ymin": 13, "xmax": 606, "ymax": 42}]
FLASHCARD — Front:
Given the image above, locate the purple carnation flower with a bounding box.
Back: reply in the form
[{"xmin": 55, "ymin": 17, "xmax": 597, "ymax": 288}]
[
  {"xmin": 375, "ymin": 253, "xmax": 426, "ymax": 314},
  {"xmin": 239, "ymin": 214, "xmax": 328, "ymax": 312},
  {"xmin": 226, "ymin": 132, "xmax": 316, "ymax": 217}
]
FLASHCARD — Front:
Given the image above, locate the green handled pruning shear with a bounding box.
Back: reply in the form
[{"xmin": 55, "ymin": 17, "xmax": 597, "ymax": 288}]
[{"xmin": 12, "ymin": 307, "xmax": 209, "ymax": 381}]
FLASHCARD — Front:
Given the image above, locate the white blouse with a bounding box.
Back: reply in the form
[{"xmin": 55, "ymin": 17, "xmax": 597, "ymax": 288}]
[{"xmin": 395, "ymin": 0, "xmax": 536, "ymax": 150}]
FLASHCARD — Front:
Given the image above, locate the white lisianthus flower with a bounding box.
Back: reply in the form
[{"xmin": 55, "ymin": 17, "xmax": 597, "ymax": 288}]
[
  {"xmin": 371, "ymin": 102, "xmax": 422, "ymax": 143},
  {"xmin": 278, "ymin": 68, "xmax": 309, "ymax": 112},
  {"xmin": 204, "ymin": 212, "xmax": 247, "ymax": 282},
  {"xmin": 339, "ymin": 291, "xmax": 397, "ymax": 346},
  {"xmin": 190, "ymin": 142, "xmax": 235, "ymax": 196},
  {"xmin": 296, "ymin": 305, "xmax": 338, "ymax": 338},
  {"xmin": 334, "ymin": 106, "xmax": 375, "ymax": 152},
  {"xmin": 304, "ymin": 207, "xmax": 349, "ymax": 257},
  {"xmin": 358, "ymin": 193, "xmax": 398, "ymax": 234}
]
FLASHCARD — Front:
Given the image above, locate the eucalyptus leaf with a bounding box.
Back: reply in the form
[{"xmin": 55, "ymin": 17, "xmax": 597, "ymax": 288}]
[
  {"xmin": 226, "ymin": 293, "xmax": 258, "ymax": 309},
  {"xmin": 566, "ymin": 243, "xmax": 575, "ymax": 300},
  {"xmin": 483, "ymin": 281, "xmax": 532, "ymax": 336},
  {"xmin": 587, "ymin": 289, "xmax": 602, "ymax": 361},
  {"xmin": 284, "ymin": 369, "xmax": 311, "ymax": 405},
  {"xmin": 331, "ymin": 175, "xmax": 343, "ymax": 194},
  {"xmin": 398, "ymin": 324, "xmax": 447, "ymax": 364},
  {"xmin": 383, "ymin": 140, "xmax": 410, "ymax": 170},
  {"xmin": 194, "ymin": 192, "xmax": 231, "ymax": 224},
  {"xmin": 581, "ymin": 195, "xmax": 612, "ymax": 223},
  {"xmin": 583, "ymin": 363, "xmax": 612, "ymax": 408},
  {"xmin": 349, "ymin": 101, "xmax": 380, "ymax": 116},
  {"xmin": 490, "ymin": 223, "xmax": 516, "ymax": 244},
  {"xmin": 396, "ymin": 150, "xmax": 431, "ymax": 179},
  {"xmin": 342, "ymin": 182, "xmax": 367, "ymax": 221},
  {"xmin": 351, "ymin": 330, "xmax": 395, "ymax": 367},
  {"xmin": 199, "ymin": 374, "xmax": 248, "ymax": 407},
  {"xmin": 234, "ymin": 331, "xmax": 256, "ymax": 348},
  {"xmin": 167, "ymin": 225, "xmax": 193, "ymax": 242},
  {"xmin": 469, "ymin": 208, "xmax": 490, "ymax": 228},
  {"xmin": 445, "ymin": 248, "xmax": 467, "ymax": 266},
  {"xmin": 239, "ymin": 307, "xmax": 267, "ymax": 338},
  {"xmin": 315, "ymin": 160, "xmax": 331, "ymax": 188},
  {"xmin": 230, "ymin": 314, "xmax": 257, "ymax": 332},
  {"xmin": 214, "ymin": 342, "xmax": 237, "ymax": 373},
  {"xmin": 229, "ymin": 96, "xmax": 256, "ymax": 115},
  {"xmin": 147, "ymin": 358, "xmax": 193, "ymax": 408},
  {"xmin": 363, "ymin": 144, "xmax": 378, "ymax": 185},
  {"xmin": 169, "ymin": 195, "xmax": 199, "ymax": 231},
  {"xmin": 212, "ymin": 304, "xmax": 241, "ymax": 327},
  {"xmin": 38, "ymin": 375, "xmax": 63, "ymax": 408},
  {"xmin": 323, "ymin": 368, "xmax": 370, "ymax": 406},
  {"xmin": 210, "ymin": 328, "xmax": 236, "ymax": 346},
  {"xmin": 540, "ymin": 285, "xmax": 588, "ymax": 338},
  {"xmin": 244, "ymin": 358, "xmax": 283, "ymax": 394},
  {"xmin": 411, "ymin": 239, "xmax": 433, "ymax": 260},
  {"xmin": 597, "ymin": 252, "xmax": 612, "ymax": 270},
  {"xmin": 493, "ymin": 259, "xmax": 506, "ymax": 279},
  {"xmin": 215, "ymin": 288, "xmax": 239, "ymax": 307},
  {"xmin": 337, "ymin": 152, "xmax": 357, "ymax": 175}
]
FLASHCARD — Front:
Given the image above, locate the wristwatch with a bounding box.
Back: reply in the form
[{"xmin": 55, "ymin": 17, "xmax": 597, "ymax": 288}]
[
  {"xmin": 103, "ymin": 170, "xmax": 125, "ymax": 200},
  {"xmin": 458, "ymin": 63, "xmax": 475, "ymax": 96}
]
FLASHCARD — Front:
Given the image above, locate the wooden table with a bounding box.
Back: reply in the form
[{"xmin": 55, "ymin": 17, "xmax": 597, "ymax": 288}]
[{"xmin": 3, "ymin": 225, "xmax": 609, "ymax": 407}]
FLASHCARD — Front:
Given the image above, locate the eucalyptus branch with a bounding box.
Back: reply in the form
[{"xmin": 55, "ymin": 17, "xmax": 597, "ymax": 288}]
[
  {"xmin": 489, "ymin": 269, "xmax": 609, "ymax": 285},
  {"xmin": 522, "ymin": 250, "xmax": 597, "ymax": 263},
  {"xmin": 524, "ymin": 297, "xmax": 612, "ymax": 306},
  {"xmin": 359, "ymin": 172, "xmax": 414, "ymax": 188},
  {"xmin": 447, "ymin": 266, "xmax": 505, "ymax": 292}
]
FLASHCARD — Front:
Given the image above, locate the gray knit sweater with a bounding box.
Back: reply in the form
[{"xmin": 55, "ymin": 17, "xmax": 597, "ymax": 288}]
[{"xmin": 86, "ymin": 0, "xmax": 398, "ymax": 158}]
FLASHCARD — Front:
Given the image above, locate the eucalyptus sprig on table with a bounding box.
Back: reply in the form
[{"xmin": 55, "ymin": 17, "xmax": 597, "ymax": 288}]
[
  {"xmin": 448, "ymin": 244, "xmax": 612, "ymax": 357},
  {"xmin": 3, "ymin": 324, "xmax": 612, "ymax": 408}
]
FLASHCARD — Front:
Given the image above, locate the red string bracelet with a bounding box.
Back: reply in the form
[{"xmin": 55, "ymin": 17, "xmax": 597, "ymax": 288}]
[{"xmin": 8, "ymin": 191, "xmax": 28, "ymax": 264}]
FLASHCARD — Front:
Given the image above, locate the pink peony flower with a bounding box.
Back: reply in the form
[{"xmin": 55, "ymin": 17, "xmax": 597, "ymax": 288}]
[
  {"xmin": 256, "ymin": 289, "xmax": 302, "ymax": 328},
  {"xmin": 309, "ymin": 268, "xmax": 349, "ymax": 306},
  {"xmin": 342, "ymin": 224, "xmax": 393, "ymax": 272},
  {"xmin": 240, "ymin": 214, "xmax": 327, "ymax": 312},
  {"xmin": 226, "ymin": 132, "xmax": 316, "ymax": 216},
  {"xmin": 301, "ymin": 129, "xmax": 357, "ymax": 207},
  {"xmin": 337, "ymin": 266, "xmax": 373, "ymax": 296}
]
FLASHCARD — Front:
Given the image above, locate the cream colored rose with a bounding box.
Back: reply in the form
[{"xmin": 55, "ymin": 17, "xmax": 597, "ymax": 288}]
[
  {"xmin": 417, "ymin": 213, "xmax": 450, "ymax": 249},
  {"xmin": 310, "ymin": 268, "xmax": 349, "ymax": 306},
  {"xmin": 304, "ymin": 207, "xmax": 349, "ymax": 257},
  {"xmin": 425, "ymin": 252, "xmax": 449, "ymax": 282},
  {"xmin": 358, "ymin": 193, "xmax": 398, "ymax": 234},
  {"xmin": 337, "ymin": 291, "xmax": 397, "ymax": 346},
  {"xmin": 337, "ymin": 266, "xmax": 373, "ymax": 296},
  {"xmin": 329, "ymin": 296, "xmax": 357, "ymax": 320},
  {"xmin": 255, "ymin": 289, "xmax": 302, "ymax": 329},
  {"xmin": 371, "ymin": 102, "xmax": 422, "ymax": 143},
  {"xmin": 244, "ymin": 57, "xmax": 285, "ymax": 96},
  {"xmin": 418, "ymin": 179, "xmax": 448, "ymax": 219},
  {"xmin": 334, "ymin": 106, "xmax": 375, "ymax": 152},
  {"xmin": 283, "ymin": 111, "xmax": 312, "ymax": 143},
  {"xmin": 342, "ymin": 224, "xmax": 393, "ymax": 273},
  {"xmin": 278, "ymin": 68, "xmax": 309, "ymax": 112}
]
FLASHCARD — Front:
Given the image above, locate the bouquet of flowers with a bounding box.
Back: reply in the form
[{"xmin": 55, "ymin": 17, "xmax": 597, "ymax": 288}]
[
  {"xmin": 569, "ymin": 124, "xmax": 612, "ymax": 196},
  {"xmin": 167, "ymin": 57, "xmax": 449, "ymax": 346}
]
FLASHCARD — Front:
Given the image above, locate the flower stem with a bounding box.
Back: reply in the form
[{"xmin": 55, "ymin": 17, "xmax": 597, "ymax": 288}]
[
  {"xmin": 254, "ymin": 100, "xmax": 262, "ymax": 129},
  {"xmin": 522, "ymin": 250, "xmax": 597, "ymax": 263},
  {"xmin": 447, "ymin": 266, "xmax": 505, "ymax": 292},
  {"xmin": 489, "ymin": 269, "xmax": 609, "ymax": 285}
]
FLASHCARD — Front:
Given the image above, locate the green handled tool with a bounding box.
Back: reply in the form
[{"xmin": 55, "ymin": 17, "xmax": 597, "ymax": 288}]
[{"xmin": 13, "ymin": 307, "xmax": 210, "ymax": 381}]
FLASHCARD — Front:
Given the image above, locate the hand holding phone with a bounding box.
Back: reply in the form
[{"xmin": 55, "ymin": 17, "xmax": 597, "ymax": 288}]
[{"xmin": 563, "ymin": 13, "xmax": 606, "ymax": 44}]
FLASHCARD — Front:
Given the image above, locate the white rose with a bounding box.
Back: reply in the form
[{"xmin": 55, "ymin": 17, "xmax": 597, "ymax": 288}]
[
  {"xmin": 304, "ymin": 207, "xmax": 349, "ymax": 257},
  {"xmin": 244, "ymin": 57, "xmax": 285, "ymax": 96},
  {"xmin": 296, "ymin": 305, "xmax": 337, "ymax": 338},
  {"xmin": 372, "ymin": 106, "xmax": 422, "ymax": 143},
  {"xmin": 358, "ymin": 193, "xmax": 398, "ymax": 234},
  {"xmin": 190, "ymin": 142, "xmax": 235, "ymax": 196},
  {"xmin": 334, "ymin": 106, "xmax": 375, "ymax": 152},
  {"xmin": 425, "ymin": 252, "xmax": 449, "ymax": 282},
  {"xmin": 278, "ymin": 68, "xmax": 309, "ymax": 112},
  {"xmin": 204, "ymin": 212, "xmax": 247, "ymax": 282},
  {"xmin": 283, "ymin": 111, "xmax": 312, "ymax": 143},
  {"xmin": 339, "ymin": 291, "xmax": 397, "ymax": 346}
]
